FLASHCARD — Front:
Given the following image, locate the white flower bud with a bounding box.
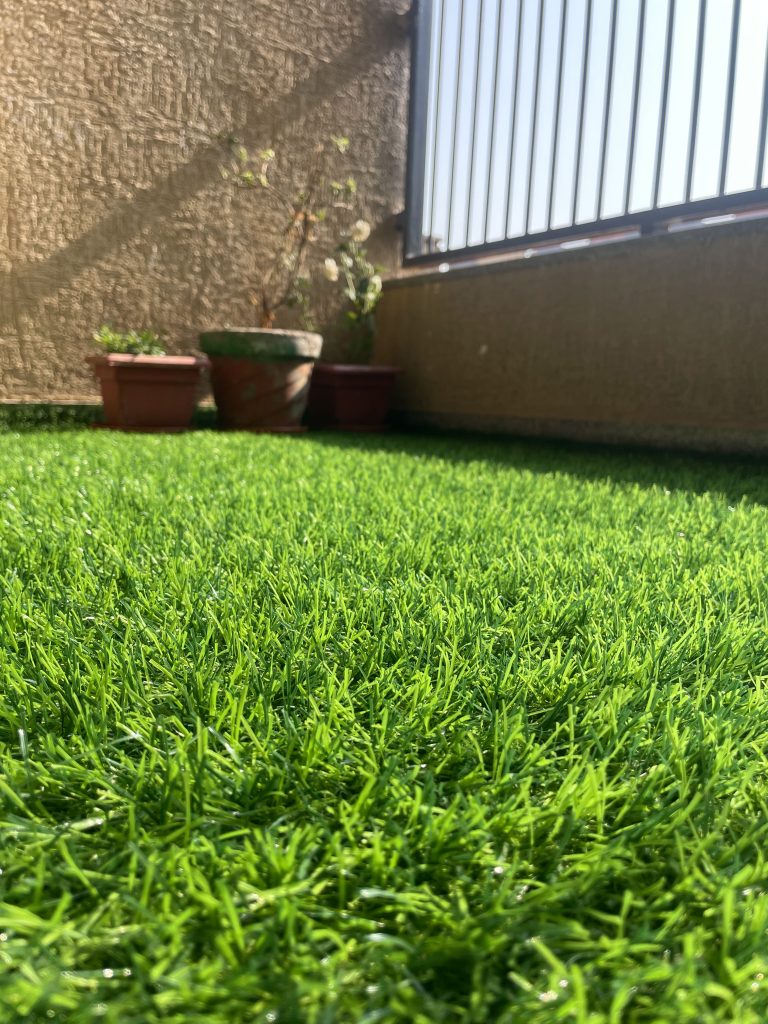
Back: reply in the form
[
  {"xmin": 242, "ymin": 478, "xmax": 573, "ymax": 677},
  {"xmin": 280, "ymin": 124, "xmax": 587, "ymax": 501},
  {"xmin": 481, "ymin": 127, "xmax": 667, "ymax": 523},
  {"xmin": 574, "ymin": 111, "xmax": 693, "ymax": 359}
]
[
  {"xmin": 350, "ymin": 219, "xmax": 371, "ymax": 243},
  {"xmin": 323, "ymin": 258, "xmax": 339, "ymax": 282}
]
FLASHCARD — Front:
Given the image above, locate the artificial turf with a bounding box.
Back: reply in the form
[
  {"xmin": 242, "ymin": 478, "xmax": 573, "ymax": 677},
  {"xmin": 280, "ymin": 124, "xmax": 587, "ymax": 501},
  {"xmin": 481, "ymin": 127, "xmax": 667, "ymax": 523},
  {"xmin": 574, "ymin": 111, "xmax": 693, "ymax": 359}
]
[{"xmin": 0, "ymin": 429, "xmax": 767, "ymax": 1023}]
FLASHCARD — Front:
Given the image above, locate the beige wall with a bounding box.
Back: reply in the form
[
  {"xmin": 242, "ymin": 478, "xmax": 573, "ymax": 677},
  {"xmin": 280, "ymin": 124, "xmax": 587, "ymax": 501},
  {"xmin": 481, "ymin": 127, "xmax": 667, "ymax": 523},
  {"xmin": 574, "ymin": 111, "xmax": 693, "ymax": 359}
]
[
  {"xmin": 4, "ymin": 0, "xmax": 767, "ymax": 453},
  {"xmin": 376, "ymin": 218, "xmax": 768, "ymax": 453},
  {"xmin": 0, "ymin": 0, "xmax": 410, "ymax": 400}
]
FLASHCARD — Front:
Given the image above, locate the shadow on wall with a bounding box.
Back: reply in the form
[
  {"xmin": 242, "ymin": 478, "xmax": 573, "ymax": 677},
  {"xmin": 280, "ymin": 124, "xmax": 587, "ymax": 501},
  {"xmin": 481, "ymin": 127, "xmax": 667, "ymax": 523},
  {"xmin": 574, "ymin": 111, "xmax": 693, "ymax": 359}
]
[
  {"xmin": 298, "ymin": 431, "xmax": 768, "ymax": 508},
  {"xmin": 0, "ymin": 3, "xmax": 407, "ymax": 333}
]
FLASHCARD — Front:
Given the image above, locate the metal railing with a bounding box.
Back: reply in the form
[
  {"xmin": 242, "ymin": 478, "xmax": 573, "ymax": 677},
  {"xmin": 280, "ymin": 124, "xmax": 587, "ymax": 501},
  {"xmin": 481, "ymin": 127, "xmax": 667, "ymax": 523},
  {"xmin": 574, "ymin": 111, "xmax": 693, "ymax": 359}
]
[{"xmin": 405, "ymin": 0, "xmax": 768, "ymax": 263}]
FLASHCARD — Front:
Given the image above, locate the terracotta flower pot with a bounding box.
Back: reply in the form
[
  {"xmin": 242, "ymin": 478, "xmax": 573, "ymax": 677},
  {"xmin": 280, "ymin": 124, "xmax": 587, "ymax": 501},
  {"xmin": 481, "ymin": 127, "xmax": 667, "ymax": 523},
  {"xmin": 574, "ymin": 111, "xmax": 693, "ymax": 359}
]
[
  {"xmin": 199, "ymin": 329, "xmax": 323, "ymax": 432},
  {"xmin": 86, "ymin": 354, "xmax": 207, "ymax": 431},
  {"xmin": 307, "ymin": 363, "xmax": 401, "ymax": 431}
]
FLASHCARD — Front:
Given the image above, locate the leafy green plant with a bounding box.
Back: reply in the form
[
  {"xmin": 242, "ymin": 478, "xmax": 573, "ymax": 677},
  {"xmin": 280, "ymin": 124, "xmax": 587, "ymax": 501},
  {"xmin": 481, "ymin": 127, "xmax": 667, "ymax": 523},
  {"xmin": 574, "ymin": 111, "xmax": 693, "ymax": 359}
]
[
  {"xmin": 323, "ymin": 219, "xmax": 383, "ymax": 363},
  {"xmin": 222, "ymin": 136, "xmax": 357, "ymax": 329},
  {"xmin": 92, "ymin": 325, "xmax": 166, "ymax": 356}
]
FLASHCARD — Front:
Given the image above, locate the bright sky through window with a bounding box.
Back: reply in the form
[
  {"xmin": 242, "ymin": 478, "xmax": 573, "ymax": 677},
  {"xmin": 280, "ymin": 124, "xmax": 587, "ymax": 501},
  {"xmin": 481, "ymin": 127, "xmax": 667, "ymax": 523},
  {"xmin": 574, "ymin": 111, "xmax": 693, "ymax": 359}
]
[{"xmin": 418, "ymin": 0, "xmax": 768, "ymax": 254}]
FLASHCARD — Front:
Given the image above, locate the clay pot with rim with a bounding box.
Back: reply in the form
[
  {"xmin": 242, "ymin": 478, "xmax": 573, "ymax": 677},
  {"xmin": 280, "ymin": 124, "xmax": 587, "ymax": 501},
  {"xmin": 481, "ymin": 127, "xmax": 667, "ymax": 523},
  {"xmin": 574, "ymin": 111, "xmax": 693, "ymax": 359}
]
[
  {"xmin": 307, "ymin": 363, "xmax": 400, "ymax": 431},
  {"xmin": 86, "ymin": 353, "xmax": 207, "ymax": 432},
  {"xmin": 199, "ymin": 328, "xmax": 323, "ymax": 431}
]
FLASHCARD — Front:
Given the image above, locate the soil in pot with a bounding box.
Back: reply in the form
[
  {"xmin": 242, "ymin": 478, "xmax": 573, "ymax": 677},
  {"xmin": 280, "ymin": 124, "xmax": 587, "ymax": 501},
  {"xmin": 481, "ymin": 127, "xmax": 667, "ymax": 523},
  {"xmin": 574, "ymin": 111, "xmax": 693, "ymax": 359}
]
[
  {"xmin": 87, "ymin": 354, "xmax": 207, "ymax": 432},
  {"xmin": 307, "ymin": 364, "xmax": 400, "ymax": 431},
  {"xmin": 199, "ymin": 329, "xmax": 323, "ymax": 431}
]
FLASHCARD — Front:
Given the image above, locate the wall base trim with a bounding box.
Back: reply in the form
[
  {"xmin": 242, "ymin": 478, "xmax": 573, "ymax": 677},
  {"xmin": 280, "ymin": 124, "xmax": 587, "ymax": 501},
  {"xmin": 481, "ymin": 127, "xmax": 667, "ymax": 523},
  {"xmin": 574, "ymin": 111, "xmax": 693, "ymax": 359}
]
[{"xmin": 393, "ymin": 410, "xmax": 768, "ymax": 457}]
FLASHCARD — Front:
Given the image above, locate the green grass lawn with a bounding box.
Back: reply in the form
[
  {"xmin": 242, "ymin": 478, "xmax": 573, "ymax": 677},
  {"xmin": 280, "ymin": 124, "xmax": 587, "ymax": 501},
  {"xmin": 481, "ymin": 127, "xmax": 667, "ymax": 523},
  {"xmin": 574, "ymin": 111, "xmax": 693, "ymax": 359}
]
[{"xmin": 1, "ymin": 429, "xmax": 767, "ymax": 1023}]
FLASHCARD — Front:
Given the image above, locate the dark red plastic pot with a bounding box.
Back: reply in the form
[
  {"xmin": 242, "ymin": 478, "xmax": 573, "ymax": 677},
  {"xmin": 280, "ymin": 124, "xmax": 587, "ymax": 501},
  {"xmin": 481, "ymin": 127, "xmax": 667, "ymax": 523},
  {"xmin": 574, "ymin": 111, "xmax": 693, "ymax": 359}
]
[
  {"xmin": 86, "ymin": 354, "xmax": 207, "ymax": 431},
  {"xmin": 199, "ymin": 329, "xmax": 323, "ymax": 431},
  {"xmin": 307, "ymin": 363, "xmax": 401, "ymax": 431}
]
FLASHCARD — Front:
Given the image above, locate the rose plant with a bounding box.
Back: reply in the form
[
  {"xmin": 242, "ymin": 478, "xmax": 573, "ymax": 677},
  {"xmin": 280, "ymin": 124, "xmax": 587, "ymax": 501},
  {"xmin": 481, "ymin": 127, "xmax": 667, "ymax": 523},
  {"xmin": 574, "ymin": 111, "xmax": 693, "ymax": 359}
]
[
  {"xmin": 322, "ymin": 220, "xmax": 383, "ymax": 364},
  {"xmin": 221, "ymin": 136, "xmax": 357, "ymax": 329},
  {"xmin": 306, "ymin": 219, "xmax": 398, "ymax": 432}
]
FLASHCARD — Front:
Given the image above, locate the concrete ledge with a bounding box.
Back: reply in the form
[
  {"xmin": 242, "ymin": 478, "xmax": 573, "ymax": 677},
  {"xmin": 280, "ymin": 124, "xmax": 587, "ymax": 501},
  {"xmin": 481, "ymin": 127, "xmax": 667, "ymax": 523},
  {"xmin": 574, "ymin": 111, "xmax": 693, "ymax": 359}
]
[{"xmin": 385, "ymin": 215, "xmax": 768, "ymax": 291}]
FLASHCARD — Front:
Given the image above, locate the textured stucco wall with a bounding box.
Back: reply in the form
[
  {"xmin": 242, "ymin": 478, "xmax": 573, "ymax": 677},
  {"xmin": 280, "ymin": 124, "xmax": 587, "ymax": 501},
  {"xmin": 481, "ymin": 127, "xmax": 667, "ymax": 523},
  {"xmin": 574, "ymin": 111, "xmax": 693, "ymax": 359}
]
[
  {"xmin": 376, "ymin": 218, "xmax": 768, "ymax": 452},
  {"xmin": 0, "ymin": 0, "xmax": 410, "ymax": 400}
]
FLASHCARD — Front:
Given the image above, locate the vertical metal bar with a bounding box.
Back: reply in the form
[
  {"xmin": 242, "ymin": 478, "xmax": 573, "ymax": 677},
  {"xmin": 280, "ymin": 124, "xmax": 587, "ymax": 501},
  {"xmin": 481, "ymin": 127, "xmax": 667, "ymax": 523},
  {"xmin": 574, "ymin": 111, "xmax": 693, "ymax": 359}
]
[
  {"xmin": 571, "ymin": 0, "xmax": 593, "ymax": 225},
  {"xmin": 547, "ymin": 0, "xmax": 569, "ymax": 230},
  {"xmin": 404, "ymin": 0, "xmax": 435, "ymax": 258},
  {"xmin": 651, "ymin": 0, "xmax": 676, "ymax": 209},
  {"xmin": 446, "ymin": 0, "xmax": 466, "ymax": 247},
  {"xmin": 464, "ymin": 0, "xmax": 486, "ymax": 247},
  {"xmin": 718, "ymin": 0, "xmax": 742, "ymax": 196},
  {"xmin": 524, "ymin": 0, "xmax": 546, "ymax": 234},
  {"xmin": 623, "ymin": 0, "xmax": 647, "ymax": 214},
  {"xmin": 755, "ymin": 18, "xmax": 768, "ymax": 189},
  {"xmin": 503, "ymin": 0, "xmax": 526, "ymax": 236},
  {"xmin": 482, "ymin": 0, "xmax": 505, "ymax": 241},
  {"xmin": 426, "ymin": 0, "xmax": 444, "ymax": 252},
  {"xmin": 684, "ymin": 0, "xmax": 707, "ymax": 203},
  {"xmin": 596, "ymin": 0, "xmax": 619, "ymax": 220}
]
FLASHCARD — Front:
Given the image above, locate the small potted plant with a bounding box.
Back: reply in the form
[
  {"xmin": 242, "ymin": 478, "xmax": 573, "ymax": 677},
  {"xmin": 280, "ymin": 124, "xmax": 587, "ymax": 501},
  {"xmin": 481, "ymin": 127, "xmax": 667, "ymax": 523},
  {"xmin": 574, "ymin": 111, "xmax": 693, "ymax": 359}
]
[
  {"xmin": 307, "ymin": 221, "xmax": 400, "ymax": 431},
  {"xmin": 87, "ymin": 325, "xmax": 207, "ymax": 432},
  {"xmin": 199, "ymin": 137, "xmax": 356, "ymax": 431}
]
